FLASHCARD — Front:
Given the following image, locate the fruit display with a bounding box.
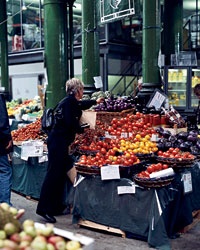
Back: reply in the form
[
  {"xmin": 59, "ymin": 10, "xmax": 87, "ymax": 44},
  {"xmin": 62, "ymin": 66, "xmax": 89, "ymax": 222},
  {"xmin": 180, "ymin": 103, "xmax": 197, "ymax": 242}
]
[
  {"xmin": 6, "ymin": 97, "xmax": 42, "ymax": 118},
  {"xmin": 0, "ymin": 203, "xmax": 92, "ymax": 249},
  {"xmin": 94, "ymin": 95, "xmax": 135, "ymax": 112},
  {"xmin": 156, "ymin": 147, "xmax": 196, "ymax": 167},
  {"xmin": 0, "ymin": 219, "xmax": 85, "ymax": 249},
  {"xmin": 0, "ymin": 203, "xmax": 25, "ymax": 231},
  {"xmin": 11, "ymin": 119, "xmax": 46, "ymax": 142},
  {"xmin": 156, "ymin": 127, "xmax": 200, "ymax": 155}
]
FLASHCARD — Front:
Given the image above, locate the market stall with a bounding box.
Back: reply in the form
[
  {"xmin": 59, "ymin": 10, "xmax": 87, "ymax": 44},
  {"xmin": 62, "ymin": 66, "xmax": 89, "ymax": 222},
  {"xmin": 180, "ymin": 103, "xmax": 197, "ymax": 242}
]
[
  {"xmin": 8, "ymin": 93, "xmax": 200, "ymax": 249},
  {"xmin": 72, "ymin": 162, "xmax": 200, "ymax": 249}
]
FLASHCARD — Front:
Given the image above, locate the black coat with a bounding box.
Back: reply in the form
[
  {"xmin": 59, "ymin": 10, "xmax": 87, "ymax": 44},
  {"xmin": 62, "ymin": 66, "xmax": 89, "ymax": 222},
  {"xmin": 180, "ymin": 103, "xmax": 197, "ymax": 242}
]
[{"xmin": 0, "ymin": 94, "xmax": 12, "ymax": 155}]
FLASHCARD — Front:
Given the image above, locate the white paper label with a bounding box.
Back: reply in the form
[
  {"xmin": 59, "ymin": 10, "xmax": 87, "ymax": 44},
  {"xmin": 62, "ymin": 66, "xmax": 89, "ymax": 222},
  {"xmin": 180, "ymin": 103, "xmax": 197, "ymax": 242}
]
[
  {"xmin": 21, "ymin": 140, "xmax": 44, "ymax": 160},
  {"xmin": 93, "ymin": 76, "xmax": 103, "ymax": 88},
  {"xmin": 182, "ymin": 172, "xmax": 192, "ymax": 194},
  {"xmin": 100, "ymin": 165, "xmax": 120, "ymax": 180},
  {"xmin": 117, "ymin": 185, "xmax": 135, "ymax": 195}
]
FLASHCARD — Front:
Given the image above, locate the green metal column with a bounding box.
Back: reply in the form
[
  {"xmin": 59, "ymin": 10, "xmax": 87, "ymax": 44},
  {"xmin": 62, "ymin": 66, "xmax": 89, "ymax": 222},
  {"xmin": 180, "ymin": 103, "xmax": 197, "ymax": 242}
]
[
  {"xmin": 44, "ymin": 0, "xmax": 69, "ymax": 108},
  {"xmin": 139, "ymin": 0, "xmax": 162, "ymax": 104},
  {"xmin": 68, "ymin": 0, "xmax": 75, "ymax": 78},
  {"xmin": 163, "ymin": 0, "xmax": 183, "ymax": 65},
  {"xmin": 0, "ymin": 0, "xmax": 9, "ymax": 95},
  {"xmin": 82, "ymin": 0, "xmax": 100, "ymax": 90}
]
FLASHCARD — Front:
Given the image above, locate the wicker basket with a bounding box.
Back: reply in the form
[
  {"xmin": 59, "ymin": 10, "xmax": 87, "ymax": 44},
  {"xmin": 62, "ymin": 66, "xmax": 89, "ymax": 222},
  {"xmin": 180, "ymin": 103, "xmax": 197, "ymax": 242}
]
[
  {"xmin": 156, "ymin": 156, "xmax": 195, "ymax": 167},
  {"xmin": 96, "ymin": 108, "xmax": 135, "ymax": 124},
  {"xmin": 134, "ymin": 174, "xmax": 174, "ymax": 188},
  {"xmin": 75, "ymin": 161, "xmax": 146, "ymax": 178}
]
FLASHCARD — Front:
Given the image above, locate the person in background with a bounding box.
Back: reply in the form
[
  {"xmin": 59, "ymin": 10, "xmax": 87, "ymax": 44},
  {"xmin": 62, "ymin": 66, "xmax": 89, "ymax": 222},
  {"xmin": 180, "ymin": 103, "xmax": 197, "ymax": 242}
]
[
  {"xmin": 0, "ymin": 93, "xmax": 13, "ymax": 205},
  {"xmin": 37, "ymin": 74, "xmax": 45, "ymax": 109},
  {"xmin": 193, "ymin": 83, "xmax": 200, "ymax": 126},
  {"xmin": 36, "ymin": 78, "xmax": 104, "ymax": 223}
]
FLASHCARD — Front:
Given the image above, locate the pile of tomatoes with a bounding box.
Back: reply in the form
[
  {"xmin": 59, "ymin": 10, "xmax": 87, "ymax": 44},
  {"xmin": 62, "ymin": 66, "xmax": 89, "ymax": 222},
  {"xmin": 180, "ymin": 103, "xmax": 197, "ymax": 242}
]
[
  {"xmin": 77, "ymin": 149, "xmax": 140, "ymax": 167},
  {"xmin": 157, "ymin": 147, "xmax": 195, "ymax": 160},
  {"xmin": 137, "ymin": 163, "xmax": 169, "ymax": 178}
]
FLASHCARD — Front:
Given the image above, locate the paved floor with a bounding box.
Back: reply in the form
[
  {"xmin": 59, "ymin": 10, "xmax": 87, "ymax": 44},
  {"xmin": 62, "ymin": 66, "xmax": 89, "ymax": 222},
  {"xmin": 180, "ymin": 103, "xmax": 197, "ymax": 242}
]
[{"xmin": 11, "ymin": 191, "xmax": 200, "ymax": 250}]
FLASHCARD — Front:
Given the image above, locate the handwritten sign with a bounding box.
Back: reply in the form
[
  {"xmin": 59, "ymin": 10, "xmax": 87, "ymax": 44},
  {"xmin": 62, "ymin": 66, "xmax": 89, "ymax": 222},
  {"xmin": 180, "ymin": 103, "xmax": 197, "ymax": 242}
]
[{"xmin": 100, "ymin": 165, "xmax": 120, "ymax": 180}]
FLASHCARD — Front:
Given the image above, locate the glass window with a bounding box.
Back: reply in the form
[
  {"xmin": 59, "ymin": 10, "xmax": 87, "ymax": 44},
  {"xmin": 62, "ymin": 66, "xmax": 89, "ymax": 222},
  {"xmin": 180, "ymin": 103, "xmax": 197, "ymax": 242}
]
[{"xmin": 7, "ymin": 0, "xmax": 44, "ymax": 52}]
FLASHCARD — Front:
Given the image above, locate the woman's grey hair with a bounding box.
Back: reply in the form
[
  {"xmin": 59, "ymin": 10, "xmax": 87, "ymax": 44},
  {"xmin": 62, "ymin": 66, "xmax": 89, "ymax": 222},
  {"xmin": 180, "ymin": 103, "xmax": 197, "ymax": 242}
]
[{"xmin": 65, "ymin": 78, "xmax": 84, "ymax": 95}]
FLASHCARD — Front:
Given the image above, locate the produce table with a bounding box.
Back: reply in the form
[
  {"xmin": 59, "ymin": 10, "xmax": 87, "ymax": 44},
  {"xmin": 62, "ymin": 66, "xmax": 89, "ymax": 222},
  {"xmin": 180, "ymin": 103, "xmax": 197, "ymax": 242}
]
[
  {"xmin": 11, "ymin": 145, "xmax": 48, "ymax": 200},
  {"xmin": 72, "ymin": 163, "xmax": 200, "ymax": 249}
]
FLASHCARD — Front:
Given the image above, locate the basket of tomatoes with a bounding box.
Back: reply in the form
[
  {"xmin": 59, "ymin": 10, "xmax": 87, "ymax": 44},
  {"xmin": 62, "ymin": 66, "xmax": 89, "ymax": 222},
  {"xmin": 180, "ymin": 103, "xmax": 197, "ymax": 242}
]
[
  {"xmin": 156, "ymin": 147, "xmax": 196, "ymax": 167},
  {"xmin": 133, "ymin": 163, "xmax": 174, "ymax": 188}
]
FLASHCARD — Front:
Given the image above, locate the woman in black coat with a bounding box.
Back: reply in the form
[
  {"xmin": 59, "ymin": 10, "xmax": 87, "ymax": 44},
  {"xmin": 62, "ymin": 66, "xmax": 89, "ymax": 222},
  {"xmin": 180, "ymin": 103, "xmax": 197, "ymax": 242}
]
[{"xmin": 36, "ymin": 78, "xmax": 104, "ymax": 223}]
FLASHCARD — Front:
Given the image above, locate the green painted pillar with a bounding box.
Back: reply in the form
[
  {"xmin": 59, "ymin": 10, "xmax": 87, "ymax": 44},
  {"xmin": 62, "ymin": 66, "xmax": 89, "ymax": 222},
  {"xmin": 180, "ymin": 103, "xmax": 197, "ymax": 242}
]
[
  {"xmin": 68, "ymin": 0, "xmax": 75, "ymax": 78},
  {"xmin": 138, "ymin": 0, "xmax": 162, "ymax": 105},
  {"xmin": 82, "ymin": 0, "xmax": 100, "ymax": 90},
  {"xmin": 163, "ymin": 0, "xmax": 183, "ymax": 65},
  {"xmin": 0, "ymin": 0, "xmax": 9, "ymax": 96},
  {"xmin": 44, "ymin": 0, "xmax": 69, "ymax": 108}
]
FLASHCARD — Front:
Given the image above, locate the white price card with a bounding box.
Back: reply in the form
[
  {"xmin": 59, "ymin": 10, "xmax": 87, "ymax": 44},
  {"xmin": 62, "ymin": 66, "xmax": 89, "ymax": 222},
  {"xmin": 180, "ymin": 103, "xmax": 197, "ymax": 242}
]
[
  {"xmin": 21, "ymin": 140, "xmax": 44, "ymax": 160},
  {"xmin": 93, "ymin": 76, "xmax": 103, "ymax": 89},
  {"xmin": 147, "ymin": 89, "xmax": 167, "ymax": 110},
  {"xmin": 182, "ymin": 172, "xmax": 193, "ymax": 194},
  {"xmin": 117, "ymin": 185, "xmax": 136, "ymax": 195},
  {"xmin": 100, "ymin": 165, "xmax": 120, "ymax": 180}
]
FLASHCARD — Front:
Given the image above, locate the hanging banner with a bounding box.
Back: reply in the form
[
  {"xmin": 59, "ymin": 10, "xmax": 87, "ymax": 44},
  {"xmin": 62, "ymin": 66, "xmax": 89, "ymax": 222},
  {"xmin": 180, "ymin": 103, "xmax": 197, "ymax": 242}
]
[{"xmin": 100, "ymin": 0, "xmax": 135, "ymax": 24}]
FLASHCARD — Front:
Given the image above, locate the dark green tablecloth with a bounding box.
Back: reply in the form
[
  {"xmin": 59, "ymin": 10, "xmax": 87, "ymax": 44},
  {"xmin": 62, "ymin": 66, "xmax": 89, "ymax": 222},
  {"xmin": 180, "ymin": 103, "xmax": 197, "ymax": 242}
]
[{"xmin": 11, "ymin": 145, "xmax": 48, "ymax": 200}]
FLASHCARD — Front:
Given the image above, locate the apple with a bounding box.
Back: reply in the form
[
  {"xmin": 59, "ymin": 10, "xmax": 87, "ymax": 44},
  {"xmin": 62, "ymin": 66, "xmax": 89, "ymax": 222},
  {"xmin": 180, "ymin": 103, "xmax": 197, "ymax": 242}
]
[
  {"xmin": 0, "ymin": 202, "xmax": 10, "ymax": 211},
  {"xmin": 22, "ymin": 220, "xmax": 34, "ymax": 229},
  {"xmin": 37, "ymin": 225, "xmax": 54, "ymax": 237},
  {"xmin": 33, "ymin": 235, "xmax": 47, "ymax": 243},
  {"xmin": 30, "ymin": 240, "xmax": 48, "ymax": 250},
  {"xmin": 55, "ymin": 240, "xmax": 66, "ymax": 250},
  {"xmin": 19, "ymin": 240, "xmax": 31, "ymax": 249},
  {"xmin": 47, "ymin": 243, "xmax": 55, "ymax": 250},
  {"xmin": 24, "ymin": 226, "xmax": 37, "ymax": 238},
  {"xmin": 3, "ymin": 239, "xmax": 19, "ymax": 249},
  {"xmin": 65, "ymin": 240, "xmax": 81, "ymax": 250},
  {"xmin": 10, "ymin": 233, "xmax": 21, "ymax": 243},
  {"xmin": 19, "ymin": 231, "xmax": 33, "ymax": 242},
  {"xmin": 9, "ymin": 207, "xmax": 18, "ymax": 216},
  {"xmin": 0, "ymin": 239, "xmax": 4, "ymax": 248},
  {"xmin": 4, "ymin": 223, "xmax": 19, "ymax": 236},
  {"xmin": 0, "ymin": 230, "xmax": 6, "ymax": 240},
  {"xmin": 48, "ymin": 236, "xmax": 64, "ymax": 245}
]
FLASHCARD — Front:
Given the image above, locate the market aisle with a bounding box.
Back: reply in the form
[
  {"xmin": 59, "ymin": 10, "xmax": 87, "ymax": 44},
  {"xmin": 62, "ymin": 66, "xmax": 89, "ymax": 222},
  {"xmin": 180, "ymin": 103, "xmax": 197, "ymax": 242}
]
[{"xmin": 11, "ymin": 191, "xmax": 200, "ymax": 250}]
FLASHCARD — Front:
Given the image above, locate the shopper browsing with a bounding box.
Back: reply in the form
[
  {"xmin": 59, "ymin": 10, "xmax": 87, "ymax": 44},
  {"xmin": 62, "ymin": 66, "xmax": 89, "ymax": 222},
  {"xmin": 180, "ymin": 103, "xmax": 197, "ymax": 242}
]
[
  {"xmin": 36, "ymin": 78, "xmax": 104, "ymax": 223},
  {"xmin": 0, "ymin": 93, "xmax": 13, "ymax": 205}
]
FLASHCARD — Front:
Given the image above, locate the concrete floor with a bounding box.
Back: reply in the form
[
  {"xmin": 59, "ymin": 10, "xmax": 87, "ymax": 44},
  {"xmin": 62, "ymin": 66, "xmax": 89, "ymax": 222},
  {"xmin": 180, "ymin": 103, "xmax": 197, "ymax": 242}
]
[{"xmin": 11, "ymin": 191, "xmax": 200, "ymax": 250}]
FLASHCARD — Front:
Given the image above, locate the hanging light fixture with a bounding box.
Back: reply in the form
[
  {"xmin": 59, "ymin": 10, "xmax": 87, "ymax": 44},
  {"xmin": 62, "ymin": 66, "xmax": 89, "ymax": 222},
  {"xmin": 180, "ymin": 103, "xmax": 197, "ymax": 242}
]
[{"xmin": 22, "ymin": 0, "xmax": 27, "ymax": 11}]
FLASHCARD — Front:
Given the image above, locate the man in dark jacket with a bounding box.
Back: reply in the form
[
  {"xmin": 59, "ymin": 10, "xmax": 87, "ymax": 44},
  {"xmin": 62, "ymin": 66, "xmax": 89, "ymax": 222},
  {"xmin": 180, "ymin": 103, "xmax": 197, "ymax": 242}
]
[{"xmin": 0, "ymin": 93, "xmax": 13, "ymax": 205}]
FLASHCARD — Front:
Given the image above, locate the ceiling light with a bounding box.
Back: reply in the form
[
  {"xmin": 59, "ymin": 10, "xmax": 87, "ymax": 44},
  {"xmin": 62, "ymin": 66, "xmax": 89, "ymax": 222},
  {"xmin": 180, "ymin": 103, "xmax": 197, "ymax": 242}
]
[{"xmin": 22, "ymin": 1, "xmax": 27, "ymax": 11}]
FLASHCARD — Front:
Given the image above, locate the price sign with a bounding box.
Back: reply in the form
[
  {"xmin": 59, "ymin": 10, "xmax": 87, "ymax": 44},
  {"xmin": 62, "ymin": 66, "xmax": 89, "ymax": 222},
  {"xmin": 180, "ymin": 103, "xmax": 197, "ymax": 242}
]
[
  {"xmin": 21, "ymin": 140, "xmax": 44, "ymax": 160},
  {"xmin": 117, "ymin": 185, "xmax": 136, "ymax": 195},
  {"xmin": 182, "ymin": 172, "xmax": 193, "ymax": 194},
  {"xmin": 100, "ymin": 165, "xmax": 120, "ymax": 180},
  {"xmin": 147, "ymin": 89, "xmax": 167, "ymax": 110}
]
